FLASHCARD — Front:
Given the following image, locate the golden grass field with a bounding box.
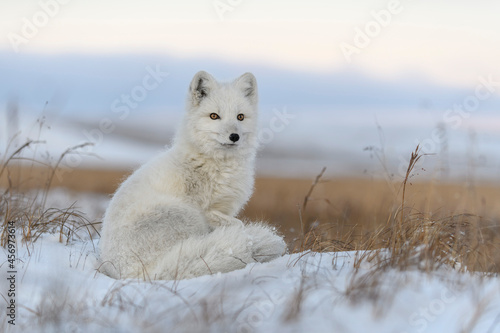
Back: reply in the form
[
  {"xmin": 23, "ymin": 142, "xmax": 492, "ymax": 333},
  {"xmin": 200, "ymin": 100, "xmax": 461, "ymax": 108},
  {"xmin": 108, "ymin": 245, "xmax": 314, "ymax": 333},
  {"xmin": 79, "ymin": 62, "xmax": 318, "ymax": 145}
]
[{"xmin": 3, "ymin": 165, "xmax": 500, "ymax": 268}]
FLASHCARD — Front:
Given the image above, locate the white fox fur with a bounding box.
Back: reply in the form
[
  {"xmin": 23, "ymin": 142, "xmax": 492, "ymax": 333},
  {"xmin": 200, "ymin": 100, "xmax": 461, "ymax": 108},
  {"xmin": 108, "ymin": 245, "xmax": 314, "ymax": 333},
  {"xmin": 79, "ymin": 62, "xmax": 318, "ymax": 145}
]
[{"xmin": 99, "ymin": 71, "xmax": 286, "ymax": 280}]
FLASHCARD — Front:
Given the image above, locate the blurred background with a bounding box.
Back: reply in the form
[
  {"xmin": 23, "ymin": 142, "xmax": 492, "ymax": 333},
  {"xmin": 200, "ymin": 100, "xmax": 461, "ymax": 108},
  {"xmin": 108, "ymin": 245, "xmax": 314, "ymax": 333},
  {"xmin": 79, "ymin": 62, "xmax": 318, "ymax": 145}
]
[{"xmin": 1, "ymin": 0, "xmax": 500, "ymax": 181}]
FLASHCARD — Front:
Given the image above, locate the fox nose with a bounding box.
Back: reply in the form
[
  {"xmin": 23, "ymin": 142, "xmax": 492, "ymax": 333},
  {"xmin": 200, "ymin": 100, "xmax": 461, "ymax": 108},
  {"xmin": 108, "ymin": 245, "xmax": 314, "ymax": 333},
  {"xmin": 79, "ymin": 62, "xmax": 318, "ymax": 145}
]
[{"xmin": 229, "ymin": 133, "xmax": 240, "ymax": 142}]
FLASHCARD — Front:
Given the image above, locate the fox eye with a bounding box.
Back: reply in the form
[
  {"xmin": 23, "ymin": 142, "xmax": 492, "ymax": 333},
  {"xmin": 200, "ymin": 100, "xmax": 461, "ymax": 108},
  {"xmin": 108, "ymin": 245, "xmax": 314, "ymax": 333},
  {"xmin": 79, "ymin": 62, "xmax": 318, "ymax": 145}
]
[
  {"xmin": 210, "ymin": 113, "xmax": 220, "ymax": 120},
  {"xmin": 237, "ymin": 114, "xmax": 244, "ymax": 121}
]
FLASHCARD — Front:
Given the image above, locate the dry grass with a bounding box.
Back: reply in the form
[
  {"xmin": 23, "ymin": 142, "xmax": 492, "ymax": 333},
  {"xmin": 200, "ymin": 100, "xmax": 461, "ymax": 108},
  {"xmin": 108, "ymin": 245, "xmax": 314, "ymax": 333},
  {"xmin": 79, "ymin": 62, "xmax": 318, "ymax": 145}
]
[
  {"xmin": 0, "ymin": 140, "xmax": 99, "ymax": 247},
  {"xmin": 281, "ymin": 147, "xmax": 500, "ymax": 275},
  {"xmin": 3, "ymin": 150, "xmax": 500, "ymax": 273}
]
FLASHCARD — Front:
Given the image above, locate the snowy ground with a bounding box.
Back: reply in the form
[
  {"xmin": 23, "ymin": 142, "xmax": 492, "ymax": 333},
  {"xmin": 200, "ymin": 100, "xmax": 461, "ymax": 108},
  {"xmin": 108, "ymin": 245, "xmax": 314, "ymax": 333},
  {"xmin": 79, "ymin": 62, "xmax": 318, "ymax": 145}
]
[
  {"xmin": 1, "ymin": 234, "xmax": 500, "ymax": 333},
  {"xmin": 1, "ymin": 219, "xmax": 499, "ymax": 332}
]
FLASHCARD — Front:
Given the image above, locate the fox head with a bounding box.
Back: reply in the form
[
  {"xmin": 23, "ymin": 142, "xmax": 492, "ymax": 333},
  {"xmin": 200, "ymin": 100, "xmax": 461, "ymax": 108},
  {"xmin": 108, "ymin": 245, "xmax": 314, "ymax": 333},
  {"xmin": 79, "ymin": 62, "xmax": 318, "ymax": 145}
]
[{"xmin": 178, "ymin": 71, "xmax": 259, "ymax": 158}]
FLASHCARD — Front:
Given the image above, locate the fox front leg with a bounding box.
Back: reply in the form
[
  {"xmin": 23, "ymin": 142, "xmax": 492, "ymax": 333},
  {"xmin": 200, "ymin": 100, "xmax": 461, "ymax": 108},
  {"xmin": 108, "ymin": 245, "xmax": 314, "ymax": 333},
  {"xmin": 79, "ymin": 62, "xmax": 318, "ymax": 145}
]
[{"xmin": 206, "ymin": 210, "xmax": 244, "ymax": 228}]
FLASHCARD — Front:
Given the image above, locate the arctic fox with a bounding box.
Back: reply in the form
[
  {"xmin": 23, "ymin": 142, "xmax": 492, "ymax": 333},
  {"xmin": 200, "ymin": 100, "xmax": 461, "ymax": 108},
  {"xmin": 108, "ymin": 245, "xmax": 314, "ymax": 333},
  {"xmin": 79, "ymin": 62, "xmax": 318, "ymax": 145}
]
[{"xmin": 99, "ymin": 71, "xmax": 286, "ymax": 280}]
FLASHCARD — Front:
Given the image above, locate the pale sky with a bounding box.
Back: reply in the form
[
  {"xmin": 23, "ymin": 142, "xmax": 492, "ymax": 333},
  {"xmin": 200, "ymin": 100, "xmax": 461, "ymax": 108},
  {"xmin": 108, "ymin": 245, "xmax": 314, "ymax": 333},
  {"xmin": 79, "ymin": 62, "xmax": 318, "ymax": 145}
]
[{"xmin": 1, "ymin": 0, "xmax": 500, "ymax": 88}]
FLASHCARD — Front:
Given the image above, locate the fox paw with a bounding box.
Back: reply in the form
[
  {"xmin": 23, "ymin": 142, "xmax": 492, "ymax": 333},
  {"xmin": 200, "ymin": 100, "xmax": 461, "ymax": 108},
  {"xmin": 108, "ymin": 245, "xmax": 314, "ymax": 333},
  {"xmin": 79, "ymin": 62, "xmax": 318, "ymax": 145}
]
[{"xmin": 244, "ymin": 224, "xmax": 287, "ymax": 263}]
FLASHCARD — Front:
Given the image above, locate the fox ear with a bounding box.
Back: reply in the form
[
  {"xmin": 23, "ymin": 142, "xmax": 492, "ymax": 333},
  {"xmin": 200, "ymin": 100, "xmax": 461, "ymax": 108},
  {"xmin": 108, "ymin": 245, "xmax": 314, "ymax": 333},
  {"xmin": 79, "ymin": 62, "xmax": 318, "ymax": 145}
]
[
  {"xmin": 189, "ymin": 71, "xmax": 216, "ymax": 106},
  {"xmin": 234, "ymin": 72, "xmax": 258, "ymax": 105}
]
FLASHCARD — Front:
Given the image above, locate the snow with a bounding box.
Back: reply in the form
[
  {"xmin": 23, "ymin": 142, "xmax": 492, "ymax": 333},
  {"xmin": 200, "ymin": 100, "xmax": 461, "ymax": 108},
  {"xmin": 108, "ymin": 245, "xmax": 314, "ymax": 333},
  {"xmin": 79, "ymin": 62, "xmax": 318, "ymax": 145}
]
[{"xmin": 1, "ymin": 232, "xmax": 499, "ymax": 332}]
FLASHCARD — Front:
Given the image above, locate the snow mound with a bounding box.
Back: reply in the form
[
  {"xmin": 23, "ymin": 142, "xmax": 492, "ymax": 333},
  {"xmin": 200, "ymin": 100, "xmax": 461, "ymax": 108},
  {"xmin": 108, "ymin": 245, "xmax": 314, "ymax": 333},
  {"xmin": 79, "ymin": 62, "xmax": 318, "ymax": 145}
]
[{"xmin": 1, "ymin": 234, "xmax": 499, "ymax": 332}]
